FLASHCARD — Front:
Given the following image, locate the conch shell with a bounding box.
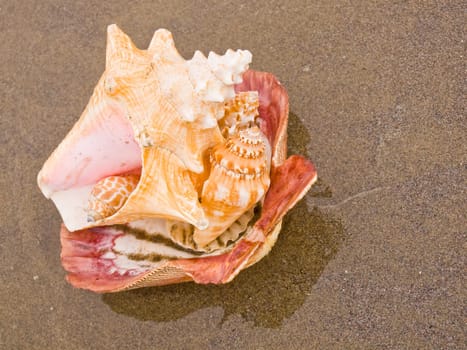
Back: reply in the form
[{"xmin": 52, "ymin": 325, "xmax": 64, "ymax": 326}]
[
  {"xmin": 38, "ymin": 25, "xmax": 318, "ymax": 292},
  {"xmin": 37, "ymin": 25, "xmax": 252, "ymax": 231}
]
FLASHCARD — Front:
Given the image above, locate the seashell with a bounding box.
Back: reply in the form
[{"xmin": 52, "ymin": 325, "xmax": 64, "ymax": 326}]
[
  {"xmin": 219, "ymin": 91, "xmax": 260, "ymax": 138},
  {"xmin": 193, "ymin": 126, "xmax": 270, "ymax": 248},
  {"xmin": 57, "ymin": 69, "xmax": 317, "ymax": 293},
  {"xmin": 60, "ymin": 155, "xmax": 317, "ymax": 292},
  {"xmin": 167, "ymin": 208, "xmax": 255, "ymax": 251},
  {"xmin": 87, "ymin": 174, "xmax": 140, "ymax": 222},
  {"xmin": 38, "ymin": 25, "xmax": 254, "ymax": 232},
  {"xmin": 38, "ymin": 25, "xmax": 318, "ymax": 292},
  {"xmin": 235, "ymin": 70, "xmax": 290, "ymax": 168}
]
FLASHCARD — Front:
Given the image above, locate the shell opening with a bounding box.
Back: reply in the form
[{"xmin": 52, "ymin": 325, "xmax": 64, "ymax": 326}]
[{"xmin": 38, "ymin": 99, "xmax": 143, "ymax": 231}]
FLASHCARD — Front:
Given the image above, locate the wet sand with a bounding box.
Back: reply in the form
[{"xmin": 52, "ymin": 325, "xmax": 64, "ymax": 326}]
[{"xmin": 0, "ymin": 1, "xmax": 465, "ymax": 348}]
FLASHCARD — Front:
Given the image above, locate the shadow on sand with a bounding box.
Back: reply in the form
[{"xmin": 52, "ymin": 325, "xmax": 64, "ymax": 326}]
[{"xmin": 102, "ymin": 113, "xmax": 343, "ymax": 328}]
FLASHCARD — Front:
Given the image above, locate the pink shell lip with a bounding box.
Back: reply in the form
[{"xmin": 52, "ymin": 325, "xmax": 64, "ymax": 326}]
[{"xmin": 60, "ymin": 70, "xmax": 318, "ymax": 292}]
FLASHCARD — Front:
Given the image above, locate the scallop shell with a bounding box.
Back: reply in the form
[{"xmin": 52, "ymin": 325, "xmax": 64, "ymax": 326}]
[{"xmin": 38, "ymin": 25, "xmax": 318, "ymax": 292}]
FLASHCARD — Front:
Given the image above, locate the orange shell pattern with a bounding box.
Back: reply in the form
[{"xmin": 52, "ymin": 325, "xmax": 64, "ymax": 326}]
[
  {"xmin": 87, "ymin": 175, "xmax": 140, "ymax": 221},
  {"xmin": 193, "ymin": 126, "xmax": 270, "ymax": 247}
]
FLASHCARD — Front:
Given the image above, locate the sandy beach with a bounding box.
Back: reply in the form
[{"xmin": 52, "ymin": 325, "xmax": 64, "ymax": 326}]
[{"xmin": 0, "ymin": 1, "xmax": 465, "ymax": 348}]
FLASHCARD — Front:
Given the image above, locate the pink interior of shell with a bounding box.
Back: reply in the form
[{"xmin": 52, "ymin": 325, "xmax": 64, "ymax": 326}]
[{"xmin": 42, "ymin": 104, "xmax": 142, "ymax": 193}]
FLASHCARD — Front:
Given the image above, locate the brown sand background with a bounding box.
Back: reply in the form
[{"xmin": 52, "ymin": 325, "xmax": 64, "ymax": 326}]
[{"xmin": 0, "ymin": 1, "xmax": 465, "ymax": 349}]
